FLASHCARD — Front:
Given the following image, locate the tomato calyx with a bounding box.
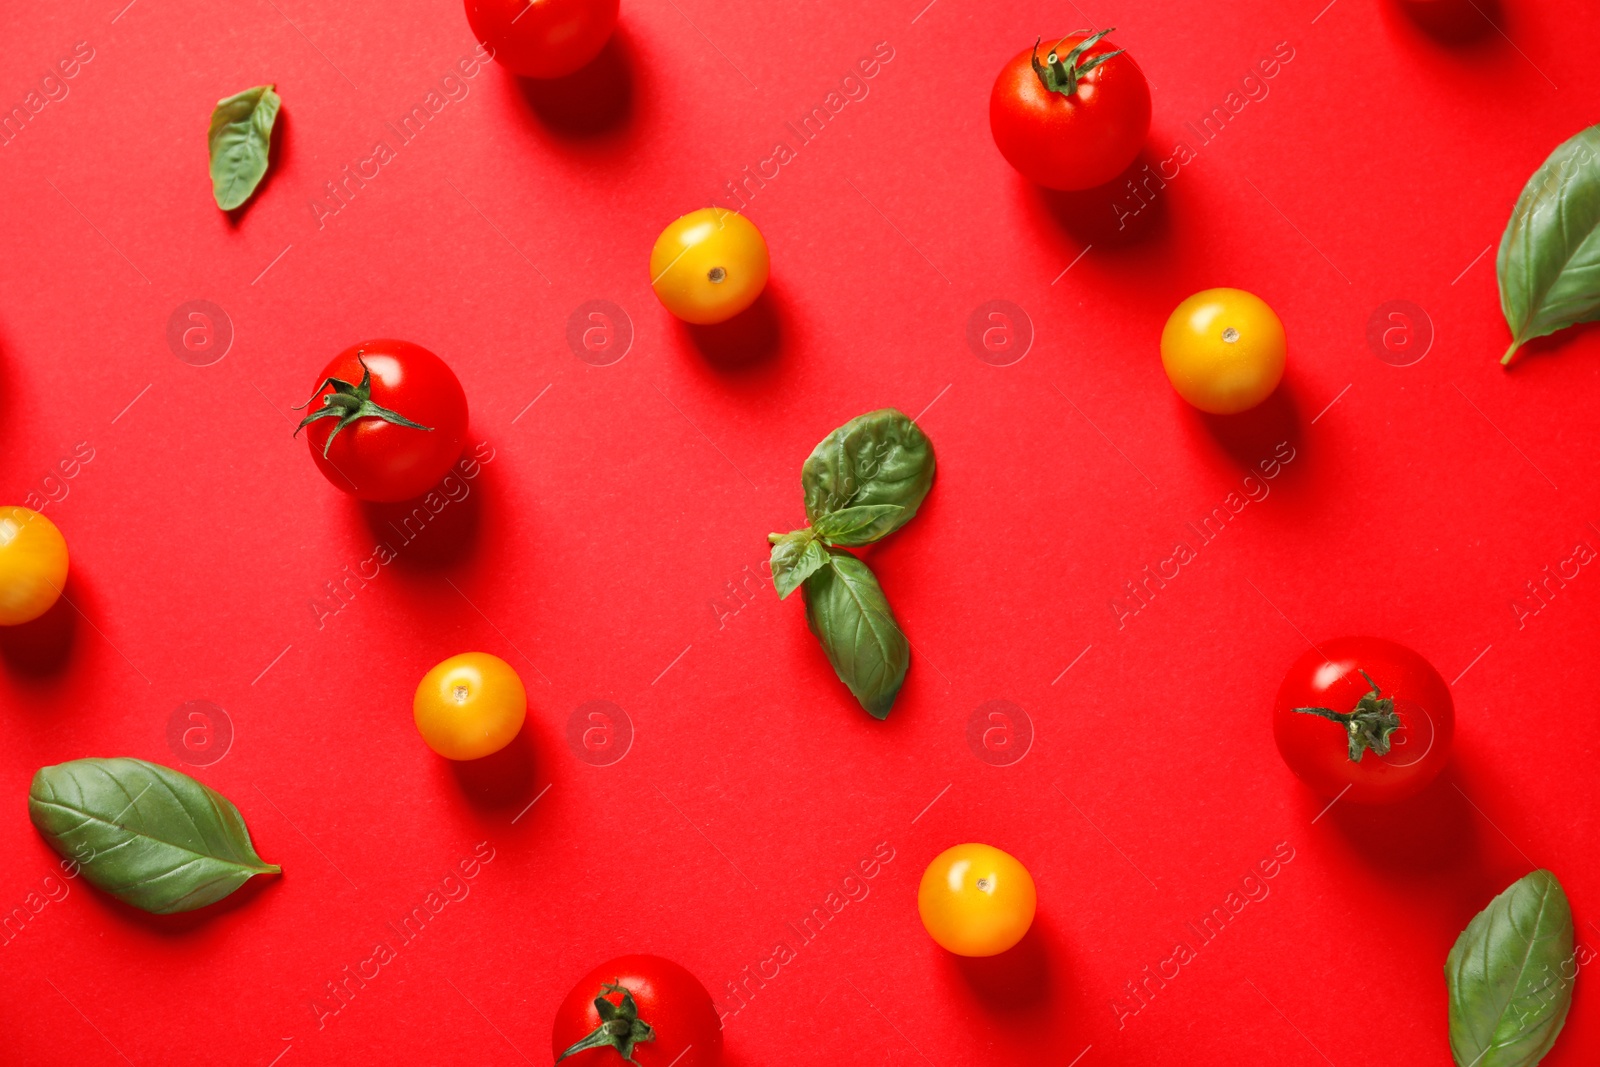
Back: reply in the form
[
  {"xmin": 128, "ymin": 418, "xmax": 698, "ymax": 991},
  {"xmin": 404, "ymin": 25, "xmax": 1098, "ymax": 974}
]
[
  {"xmin": 1030, "ymin": 28, "xmax": 1124, "ymax": 97},
  {"xmin": 555, "ymin": 983, "xmax": 656, "ymax": 1065},
  {"xmin": 293, "ymin": 359, "xmax": 434, "ymax": 458},
  {"xmin": 1292, "ymin": 670, "xmax": 1402, "ymax": 762}
]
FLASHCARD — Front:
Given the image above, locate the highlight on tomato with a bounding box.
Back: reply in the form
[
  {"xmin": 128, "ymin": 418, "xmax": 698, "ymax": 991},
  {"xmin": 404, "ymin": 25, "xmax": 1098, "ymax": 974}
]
[
  {"xmin": 1273, "ymin": 637, "xmax": 1455, "ymax": 804},
  {"xmin": 414, "ymin": 652, "xmax": 527, "ymax": 761},
  {"xmin": 0, "ymin": 506, "xmax": 69, "ymax": 626},
  {"xmin": 650, "ymin": 208, "xmax": 769, "ymax": 325},
  {"xmin": 552, "ymin": 955, "xmax": 722, "ymax": 1067},
  {"xmin": 295, "ymin": 339, "xmax": 468, "ymax": 503},
  {"xmin": 465, "ymin": 0, "xmax": 619, "ymax": 79},
  {"xmin": 917, "ymin": 842, "xmax": 1037, "ymax": 956},
  {"xmin": 989, "ymin": 28, "xmax": 1151, "ymax": 191}
]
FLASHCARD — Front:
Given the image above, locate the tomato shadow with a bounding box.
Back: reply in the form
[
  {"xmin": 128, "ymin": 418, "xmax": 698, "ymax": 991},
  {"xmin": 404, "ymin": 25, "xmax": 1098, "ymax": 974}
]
[
  {"xmin": 1181, "ymin": 377, "xmax": 1304, "ymax": 476},
  {"xmin": 947, "ymin": 923, "xmax": 1054, "ymax": 1015},
  {"xmin": 1393, "ymin": 0, "xmax": 1501, "ymax": 43},
  {"xmin": 1319, "ymin": 769, "xmax": 1478, "ymax": 879},
  {"xmin": 681, "ymin": 287, "xmax": 784, "ymax": 374},
  {"xmin": 515, "ymin": 30, "xmax": 635, "ymax": 138},
  {"xmin": 1030, "ymin": 146, "xmax": 1172, "ymax": 252},
  {"xmin": 0, "ymin": 576, "xmax": 79, "ymax": 678},
  {"xmin": 358, "ymin": 446, "xmax": 488, "ymax": 572},
  {"xmin": 224, "ymin": 105, "xmax": 290, "ymax": 228},
  {"xmin": 446, "ymin": 725, "xmax": 538, "ymax": 812}
]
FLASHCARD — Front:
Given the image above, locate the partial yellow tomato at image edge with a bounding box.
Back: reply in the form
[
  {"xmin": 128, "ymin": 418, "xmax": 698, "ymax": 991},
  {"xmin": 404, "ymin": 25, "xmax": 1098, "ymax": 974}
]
[
  {"xmin": 649, "ymin": 208, "xmax": 770, "ymax": 325},
  {"xmin": 917, "ymin": 842, "xmax": 1037, "ymax": 956},
  {"xmin": 1160, "ymin": 287, "xmax": 1286, "ymax": 415},
  {"xmin": 414, "ymin": 652, "xmax": 527, "ymax": 760},
  {"xmin": 0, "ymin": 506, "xmax": 69, "ymax": 626}
]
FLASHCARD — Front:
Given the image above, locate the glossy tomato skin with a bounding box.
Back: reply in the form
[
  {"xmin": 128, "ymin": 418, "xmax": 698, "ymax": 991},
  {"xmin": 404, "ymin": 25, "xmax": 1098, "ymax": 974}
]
[
  {"xmin": 552, "ymin": 955, "xmax": 722, "ymax": 1067},
  {"xmin": 989, "ymin": 35, "xmax": 1151, "ymax": 191},
  {"xmin": 0, "ymin": 507, "xmax": 69, "ymax": 625},
  {"xmin": 303, "ymin": 340, "xmax": 467, "ymax": 503},
  {"xmin": 466, "ymin": 0, "xmax": 619, "ymax": 79},
  {"xmin": 413, "ymin": 652, "xmax": 527, "ymax": 760},
  {"xmin": 1273, "ymin": 637, "xmax": 1455, "ymax": 804},
  {"xmin": 649, "ymin": 208, "xmax": 769, "ymax": 325},
  {"xmin": 917, "ymin": 843, "xmax": 1037, "ymax": 956},
  {"xmin": 1161, "ymin": 287, "xmax": 1286, "ymax": 414}
]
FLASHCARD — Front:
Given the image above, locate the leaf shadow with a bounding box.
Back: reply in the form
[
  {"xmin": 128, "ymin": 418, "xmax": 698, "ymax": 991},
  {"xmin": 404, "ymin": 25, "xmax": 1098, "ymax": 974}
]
[
  {"xmin": 224, "ymin": 104, "xmax": 290, "ymax": 228},
  {"xmin": 70, "ymin": 863, "xmax": 284, "ymax": 936}
]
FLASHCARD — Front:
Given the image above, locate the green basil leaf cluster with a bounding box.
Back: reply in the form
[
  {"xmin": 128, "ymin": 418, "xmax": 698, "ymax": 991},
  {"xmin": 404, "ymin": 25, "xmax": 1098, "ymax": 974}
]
[
  {"xmin": 29, "ymin": 757, "xmax": 281, "ymax": 914},
  {"xmin": 209, "ymin": 84, "xmax": 281, "ymax": 211},
  {"xmin": 1498, "ymin": 125, "xmax": 1600, "ymax": 364},
  {"xmin": 769, "ymin": 409, "xmax": 934, "ymax": 718},
  {"xmin": 1445, "ymin": 869, "xmax": 1574, "ymax": 1067}
]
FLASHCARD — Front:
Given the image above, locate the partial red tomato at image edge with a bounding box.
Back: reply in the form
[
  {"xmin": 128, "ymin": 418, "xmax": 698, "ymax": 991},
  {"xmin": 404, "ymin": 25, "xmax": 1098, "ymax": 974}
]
[
  {"xmin": 552, "ymin": 955, "xmax": 722, "ymax": 1067},
  {"xmin": 297, "ymin": 340, "xmax": 469, "ymax": 503},
  {"xmin": 466, "ymin": 0, "xmax": 620, "ymax": 79},
  {"xmin": 989, "ymin": 28, "xmax": 1151, "ymax": 191},
  {"xmin": 1273, "ymin": 637, "xmax": 1455, "ymax": 804}
]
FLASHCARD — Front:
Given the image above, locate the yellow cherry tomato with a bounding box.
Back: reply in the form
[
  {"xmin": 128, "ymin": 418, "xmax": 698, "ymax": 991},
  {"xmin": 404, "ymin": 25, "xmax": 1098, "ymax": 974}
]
[
  {"xmin": 1160, "ymin": 287, "xmax": 1286, "ymax": 414},
  {"xmin": 917, "ymin": 842, "xmax": 1037, "ymax": 956},
  {"xmin": 649, "ymin": 208, "xmax": 769, "ymax": 325},
  {"xmin": 0, "ymin": 507, "xmax": 69, "ymax": 626},
  {"xmin": 413, "ymin": 652, "xmax": 527, "ymax": 760}
]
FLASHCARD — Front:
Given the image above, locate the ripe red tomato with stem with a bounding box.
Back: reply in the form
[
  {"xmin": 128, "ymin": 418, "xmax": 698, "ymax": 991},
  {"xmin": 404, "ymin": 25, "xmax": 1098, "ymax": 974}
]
[
  {"xmin": 1273, "ymin": 637, "xmax": 1454, "ymax": 804},
  {"xmin": 552, "ymin": 955, "xmax": 721, "ymax": 1067},
  {"xmin": 989, "ymin": 28, "xmax": 1151, "ymax": 191},
  {"xmin": 296, "ymin": 340, "xmax": 468, "ymax": 503},
  {"xmin": 466, "ymin": 0, "xmax": 619, "ymax": 80}
]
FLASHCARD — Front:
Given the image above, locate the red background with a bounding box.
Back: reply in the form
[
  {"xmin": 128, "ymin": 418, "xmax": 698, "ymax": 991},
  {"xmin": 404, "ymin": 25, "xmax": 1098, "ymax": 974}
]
[{"xmin": 1, "ymin": 0, "xmax": 1597, "ymax": 1063}]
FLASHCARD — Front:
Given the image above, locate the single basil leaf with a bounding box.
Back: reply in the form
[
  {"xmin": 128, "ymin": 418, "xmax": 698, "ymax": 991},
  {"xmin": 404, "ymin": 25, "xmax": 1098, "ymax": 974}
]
[
  {"xmin": 1498, "ymin": 126, "xmax": 1600, "ymax": 363},
  {"xmin": 209, "ymin": 84, "xmax": 281, "ymax": 210},
  {"xmin": 29, "ymin": 757, "xmax": 280, "ymax": 914},
  {"xmin": 1446, "ymin": 869, "xmax": 1574, "ymax": 1067},
  {"xmin": 770, "ymin": 530, "xmax": 827, "ymax": 600},
  {"xmin": 811, "ymin": 504, "xmax": 907, "ymax": 547},
  {"xmin": 801, "ymin": 409, "xmax": 934, "ymax": 542},
  {"xmin": 802, "ymin": 550, "xmax": 908, "ymax": 718}
]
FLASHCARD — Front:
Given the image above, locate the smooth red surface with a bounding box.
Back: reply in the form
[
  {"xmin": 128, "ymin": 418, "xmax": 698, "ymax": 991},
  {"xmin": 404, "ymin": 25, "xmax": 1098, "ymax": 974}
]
[
  {"xmin": 0, "ymin": 1, "xmax": 1596, "ymax": 1065},
  {"xmin": 989, "ymin": 34, "xmax": 1152, "ymax": 191},
  {"xmin": 1273, "ymin": 636, "xmax": 1456, "ymax": 803}
]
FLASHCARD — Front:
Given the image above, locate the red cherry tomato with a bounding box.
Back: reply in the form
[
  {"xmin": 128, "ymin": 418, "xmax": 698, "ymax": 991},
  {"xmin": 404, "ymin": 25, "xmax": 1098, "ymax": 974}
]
[
  {"xmin": 1273, "ymin": 637, "xmax": 1454, "ymax": 804},
  {"xmin": 466, "ymin": 0, "xmax": 619, "ymax": 79},
  {"xmin": 552, "ymin": 955, "xmax": 721, "ymax": 1067},
  {"xmin": 989, "ymin": 28, "xmax": 1151, "ymax": 191},
  {"xmin": 297, "ymin": 340, "xmax": 468, "ymax": 503}
]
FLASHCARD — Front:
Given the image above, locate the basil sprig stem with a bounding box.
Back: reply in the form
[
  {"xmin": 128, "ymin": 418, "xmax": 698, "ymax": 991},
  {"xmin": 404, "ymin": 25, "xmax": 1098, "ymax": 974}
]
[
  {"xmin": 1291, "ymin": 669, "xmax": 1401, "ymax": 761},
  {"xmin": 769, "ymin": 409, "xmax": 934, "ymax": 718}
]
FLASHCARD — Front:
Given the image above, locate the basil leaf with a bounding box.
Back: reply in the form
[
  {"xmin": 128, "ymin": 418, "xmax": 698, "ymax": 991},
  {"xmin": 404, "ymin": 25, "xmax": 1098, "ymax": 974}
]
[
  {"xmin": 811, "ymin": 504, "xmax": 907, "ymax": 547},
  {"xmin": 209, "ymin": 84, "xmax": 281, "ymax": 210},
  {"xmin": 801, "ymin": 409, "xmax": 934, "ymax": 542},
  {"xmin": 1446, "ymin": 869, "xmax": 1574, "ymax": 1067},
  {"xmin": 770, "ymin": 530, "xmax": 828, "ymax": 600},
  {"xmin": 29, "ymin": 757, "xmax": 280, "ymax": 914},
  {"xmin": 1498, "ymin": 126, "xmax": 1600, "ymax": 363},
  {"xmin": 802, "ymin": 550, "xmax": 908, "ymax": 718}
]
